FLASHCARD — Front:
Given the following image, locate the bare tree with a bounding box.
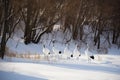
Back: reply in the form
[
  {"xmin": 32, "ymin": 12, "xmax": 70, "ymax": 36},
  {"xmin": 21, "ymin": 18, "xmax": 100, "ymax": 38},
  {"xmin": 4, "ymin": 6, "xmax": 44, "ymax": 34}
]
[{"xmin": 0, "ymin": 0, "xmax": 21, "ymax": 59}]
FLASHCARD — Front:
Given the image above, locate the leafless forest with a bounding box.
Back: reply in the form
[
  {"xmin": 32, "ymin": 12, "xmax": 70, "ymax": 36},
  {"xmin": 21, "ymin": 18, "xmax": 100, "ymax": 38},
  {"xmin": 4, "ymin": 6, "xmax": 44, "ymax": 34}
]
[{"xmin": 0, "ymin": 0, "xmax": 120, "ymax": 59}]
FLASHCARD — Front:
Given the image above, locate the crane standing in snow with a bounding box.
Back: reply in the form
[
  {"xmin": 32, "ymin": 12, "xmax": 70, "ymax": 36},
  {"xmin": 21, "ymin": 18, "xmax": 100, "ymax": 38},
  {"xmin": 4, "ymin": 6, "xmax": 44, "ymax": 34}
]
[
  {"xmin": 73, "ymin": 44, "xmax": 81, "ymax": 60},
  {"xmin": 85, "ymin": 44, "xmax": 94, "ymax": 62},
  {"xmin": 43, "ymin": 45, "xmax": 50, "ymax": 61},
  {"xmin": 52, "ymin": 46, "xmax": 62, "ymax": 60},
  {"xmin": 63, "ymin": 45, "xmax": 72, "ymax": 59}
]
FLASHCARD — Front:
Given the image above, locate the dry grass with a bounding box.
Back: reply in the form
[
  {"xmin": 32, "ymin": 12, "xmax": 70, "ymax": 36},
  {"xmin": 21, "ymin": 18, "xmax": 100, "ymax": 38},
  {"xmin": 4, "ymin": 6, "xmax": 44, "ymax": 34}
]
[
  {"xmin": 5, "ymin": 53, "xmax": 43, "ymax": 60},
  {"xmin": 5, "ymin": 46, "xmax": 44, "ymax": 60}
]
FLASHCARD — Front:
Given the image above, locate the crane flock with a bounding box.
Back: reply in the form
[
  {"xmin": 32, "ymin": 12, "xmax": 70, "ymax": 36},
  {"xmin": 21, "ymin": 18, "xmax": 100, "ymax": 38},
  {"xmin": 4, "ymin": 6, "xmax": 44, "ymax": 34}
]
[{"xmin": 42, "ymin": 44, "xmax": 94, "ymax": 61}]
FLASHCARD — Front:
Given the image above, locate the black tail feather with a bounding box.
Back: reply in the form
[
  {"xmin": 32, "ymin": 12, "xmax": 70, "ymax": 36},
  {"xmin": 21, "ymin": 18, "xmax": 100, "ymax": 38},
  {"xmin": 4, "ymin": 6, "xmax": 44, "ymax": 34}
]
[
  {"xmin": 59, "ymin": 51, "xmax": 62, "ymax": 54},
  {"xmin": 71, "ymin": 54, "xmax": 73, "ymax": 57},
  {"xmin": 90, "ymin": 56, "xmax": 94, "ymax": 59}
]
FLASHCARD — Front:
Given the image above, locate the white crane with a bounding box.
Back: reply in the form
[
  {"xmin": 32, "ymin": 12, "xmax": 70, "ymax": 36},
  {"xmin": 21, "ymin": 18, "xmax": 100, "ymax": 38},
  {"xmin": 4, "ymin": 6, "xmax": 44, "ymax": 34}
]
[
  {"xmin": 52, "ymin": 46, "xmax": 61, "ymax": 60},
  {"xmin": 85, "ymin": 44, "xmax": 94, "ymax": 62},
  {"xmin": 42, "ymin": 45, "xmax": 50, "ymax": 61},
  {"xmin": 73, "ymin": 44, "xmax": 81, "ymax": 60},
  {"xmin": 63, "ymin": 45, "xmax": 72, "ymax": 59}
]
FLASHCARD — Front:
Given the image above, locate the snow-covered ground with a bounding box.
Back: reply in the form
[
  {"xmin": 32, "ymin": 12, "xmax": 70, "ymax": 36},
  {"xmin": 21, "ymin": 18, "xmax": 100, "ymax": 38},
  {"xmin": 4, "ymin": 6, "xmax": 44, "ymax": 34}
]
[{"xmin": 0, "ymin": 54, "xmax": 120, "ymax": 80}]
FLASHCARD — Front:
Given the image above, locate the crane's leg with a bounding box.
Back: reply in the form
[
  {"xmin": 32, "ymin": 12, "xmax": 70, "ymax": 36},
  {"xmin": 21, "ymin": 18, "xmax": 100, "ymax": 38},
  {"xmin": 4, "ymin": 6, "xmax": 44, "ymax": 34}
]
[{"xmin": 87, "ymin": 56, "xmax": 91, "ymax": 63}]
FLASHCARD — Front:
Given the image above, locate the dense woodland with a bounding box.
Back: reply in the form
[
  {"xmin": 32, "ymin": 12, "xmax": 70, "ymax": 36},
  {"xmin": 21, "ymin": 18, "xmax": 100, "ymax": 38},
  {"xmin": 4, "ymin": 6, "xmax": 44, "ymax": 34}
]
[{"xmin": 0, "ymin": 0, "xmax": 120, "ymax": 59}]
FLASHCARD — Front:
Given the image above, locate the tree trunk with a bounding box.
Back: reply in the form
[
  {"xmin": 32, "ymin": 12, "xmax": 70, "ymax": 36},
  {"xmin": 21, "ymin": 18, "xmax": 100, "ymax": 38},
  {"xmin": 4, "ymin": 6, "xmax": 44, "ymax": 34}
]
[
  {"xmin": 24, "ymin": 0, "xmax": 32, "ymax": 44},
  {"xmin": 112, "ymin": 28, "xmax": 116, "ymax": 44},
  {"xmin": 72, "ymin": 27, "xmax": 78, "ymax": 40},
  {"xmin": 0, "ymin": 0, "xmax": 9, "ymax": 59},
  {"xmin": 80, "ymin": 25, "xmax": 83, "ymax": 40},
  {"xmin": 97, "ymin": 32, "xmax": 100, "ymax": 49}
]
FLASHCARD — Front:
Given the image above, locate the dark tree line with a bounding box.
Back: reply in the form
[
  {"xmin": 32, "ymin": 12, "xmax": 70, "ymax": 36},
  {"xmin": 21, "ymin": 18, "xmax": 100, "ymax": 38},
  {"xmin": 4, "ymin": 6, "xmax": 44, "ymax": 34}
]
[
  {"xmin": 0, "ymin": 0, "xmax": 120, "ymax": 59},
  {"xmin": 0, "ymin": 0, "xmax": 21, "ymax": 59}
]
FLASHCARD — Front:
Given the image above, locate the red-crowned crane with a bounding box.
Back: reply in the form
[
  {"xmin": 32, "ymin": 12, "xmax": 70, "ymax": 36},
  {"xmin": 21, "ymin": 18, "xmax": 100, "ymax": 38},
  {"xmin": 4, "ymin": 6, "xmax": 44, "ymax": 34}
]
[
  {"xmin": 43, "ymin": 45, "xmax": 50, "ymax": 61},
  {"xmin": 52, "ymin": 46, "xmax": 62, "ymax": 60},
  {"xmin": 85, "ymin": 44, "xmax": 94, "ymax": 62},
  {"xmin": 63, "ymin": 45, "xmax": 72, "ymax": 59},
  {"xmin": 73, "ymin": 44, "xmax": 81, "ymax": 60}
]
